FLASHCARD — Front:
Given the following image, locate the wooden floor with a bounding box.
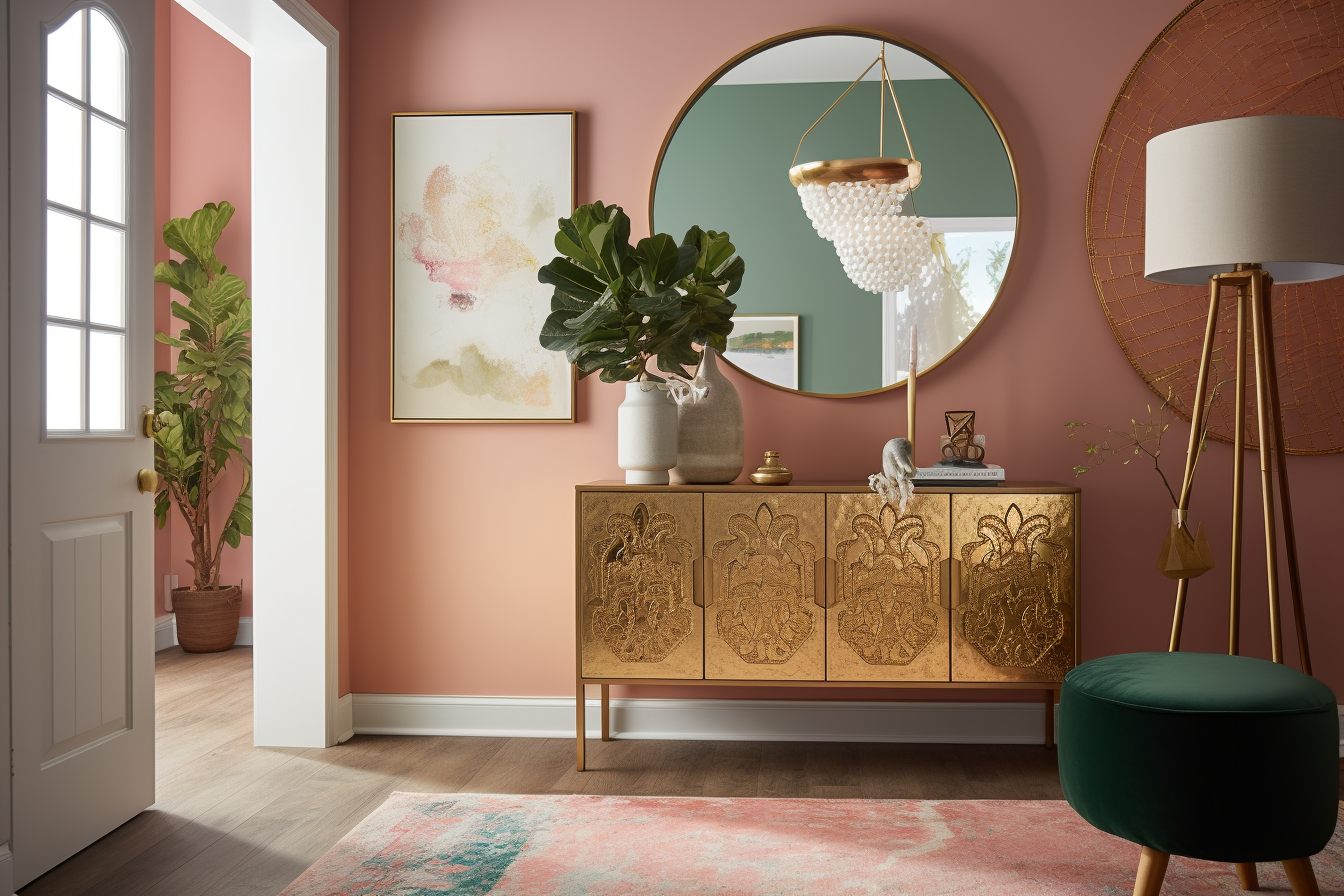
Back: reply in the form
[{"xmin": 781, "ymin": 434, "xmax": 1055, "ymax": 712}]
[{"xmin": 19, "ymin": 648, "xmax": 1344, "ymax": 895}]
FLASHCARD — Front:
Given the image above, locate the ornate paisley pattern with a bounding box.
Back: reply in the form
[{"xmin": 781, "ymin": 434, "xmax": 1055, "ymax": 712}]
[
  {"xmin": 712, "ymin": 503, "xmax": 816, "ymax": 664},
  {"xmin": 959, "ymin": 503, "xmax": 1068, "ymax": 669},
  {"xmin": 835, "ymin": 504, "xmax": 941, "ymax": 665},
  {"xmin": 588, "ymin": 503, "xmax": 694, "ymax": 663}
]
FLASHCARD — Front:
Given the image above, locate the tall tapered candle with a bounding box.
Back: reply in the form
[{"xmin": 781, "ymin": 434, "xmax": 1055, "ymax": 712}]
[{"xmin": 908, "ymin": 324, "xmax": 917, "ymax": 467}]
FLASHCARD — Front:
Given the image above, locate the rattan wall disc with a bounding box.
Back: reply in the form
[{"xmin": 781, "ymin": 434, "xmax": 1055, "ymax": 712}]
[{"xmin": 1087, "ymin": 0, "xmax": 1344, "ymax": 455}]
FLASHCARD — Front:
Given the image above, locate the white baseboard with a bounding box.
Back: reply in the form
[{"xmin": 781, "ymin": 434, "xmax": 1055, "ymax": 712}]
[
  {"xmin": 335, "ymin": 693, "xmax": 354, "ymax": 744},
  {"xmin": 352, "ymin": 694, "xmax": 1056, "ymax": 744},
  {"xmin": 154, "ymin": 615, "xmax": 253, "ymax": 651},
  {"xmin": 350, "ymin": 696, "xmax": 1344, "ymax": 752},
  {"xmin": 154, "ymin": 615, "xmax": 178, "ymax": 651},
  {"xmin": 0, "ymin": 843, "xmax": 13, "ymax": 896}
]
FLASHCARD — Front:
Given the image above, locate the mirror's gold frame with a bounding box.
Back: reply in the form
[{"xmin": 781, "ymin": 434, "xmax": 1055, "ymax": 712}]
[{"xmin": 649, "ymin": 25, "xmax": 1021, "ymax": 398}]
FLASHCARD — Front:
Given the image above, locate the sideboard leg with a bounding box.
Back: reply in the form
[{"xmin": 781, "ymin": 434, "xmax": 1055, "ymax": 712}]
[
  {"xmin": 601, "ymin": 684, "xmax": 611, "ymax": 741},
  {"xmin": 576, "ymin": 680, "xmax": 586, "ymax": 772},
  {"xmin": 1044, "ymin": 689, "xmax": 1056, "ymax": 749}
]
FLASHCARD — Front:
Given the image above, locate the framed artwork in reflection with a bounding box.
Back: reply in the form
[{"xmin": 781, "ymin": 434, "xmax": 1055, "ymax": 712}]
[
  {"xmin": 391, "ymin": 110, "xmax": 576, "ymax": 422},
  {"xmin": 724, "ymin": 313, "xmax": 800, "ymax": 390}
]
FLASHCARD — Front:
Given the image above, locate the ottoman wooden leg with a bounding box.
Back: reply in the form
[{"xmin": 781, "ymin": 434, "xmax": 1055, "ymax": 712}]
[
  {"xmin": 1134, "ymin": 846, "xmax": 1170, "ymax": 896},
  {"xmin": 1282, "ymin": 858, "xmax": 1321, "ymax": 896},
  {"xmin": 1234, "ymin": 863, "xmax": 1258, "ymax": 890}
]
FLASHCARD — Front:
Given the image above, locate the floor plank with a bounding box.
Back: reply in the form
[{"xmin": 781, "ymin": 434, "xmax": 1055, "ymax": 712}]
[{"xmin": 19, "ymin": 647, "xmax": 1343, "ymax": 895}]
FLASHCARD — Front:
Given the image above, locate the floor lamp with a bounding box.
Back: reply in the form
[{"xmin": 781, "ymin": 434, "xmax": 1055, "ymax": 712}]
[{"xmin": 1145, "ymin": 115, "xmax": 1344, "ymax": 671}]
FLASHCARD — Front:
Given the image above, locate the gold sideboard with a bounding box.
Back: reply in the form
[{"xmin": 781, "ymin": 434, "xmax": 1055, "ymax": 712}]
[{"xmin": 574, "ymin": 481, "xmax": 1081, "ymax": 770}]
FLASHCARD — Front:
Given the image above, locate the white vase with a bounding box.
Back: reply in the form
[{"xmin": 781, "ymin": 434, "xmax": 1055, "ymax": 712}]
[
  {"xmin": 617, "ymin": 381, "xmax": 678, "ymax": 485},
  {"xmin": 672, "ymin": 347, "xmax": 745, "ymax": 484}
]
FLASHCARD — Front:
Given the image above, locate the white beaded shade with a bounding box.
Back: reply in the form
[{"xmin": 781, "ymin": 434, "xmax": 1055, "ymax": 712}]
[{"xmin": 797, "ymin": 180, "xmax": 936, "ymax": 293}]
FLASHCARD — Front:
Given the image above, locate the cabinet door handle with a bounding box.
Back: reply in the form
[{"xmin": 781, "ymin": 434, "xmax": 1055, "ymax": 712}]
[
  {"xmin": 942, "ymin": 558, "xmax": 963, "ymax": 609},
  {"xmin": 702, "ymin": 557, "xmax": 715, "ymax": 608},
  {"xmin": 814, "ymin": 557, "xmax": 835, "ymax": 609},
  {"xmin": 692, "ymin": 557, "xmax": 704, "ymax": 608}
]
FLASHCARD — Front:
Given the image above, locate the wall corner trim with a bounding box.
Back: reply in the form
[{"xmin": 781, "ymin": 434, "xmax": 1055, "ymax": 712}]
[
  {"xmin": 352, "ymin": 695, "xmax": 1058, "ymax": 744},
  {"xmin": 336, "ymin": 694, "xmax": 354, "ymax": 744}
]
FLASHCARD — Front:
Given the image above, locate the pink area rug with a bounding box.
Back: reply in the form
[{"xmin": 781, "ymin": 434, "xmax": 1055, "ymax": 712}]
[{"xmin": 282, "ymin": 793, "xmax": 1344, "ymax": 895}]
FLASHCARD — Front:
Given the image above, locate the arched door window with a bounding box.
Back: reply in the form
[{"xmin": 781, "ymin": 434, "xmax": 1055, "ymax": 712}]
[{"xmin": 44, "ymin": 6, "xmax": 129, "ymax": 435}]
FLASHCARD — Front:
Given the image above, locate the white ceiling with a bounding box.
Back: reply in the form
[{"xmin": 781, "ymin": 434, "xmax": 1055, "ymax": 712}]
[{"xmin": 716, "ymin": 35, "xmax": 950, "ymax": 86}]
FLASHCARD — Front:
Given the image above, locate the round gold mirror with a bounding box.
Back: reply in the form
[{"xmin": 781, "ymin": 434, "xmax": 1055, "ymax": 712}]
[{"xmin": 651, "ymin": 26, "xmax": 1018, "ymax": 397}]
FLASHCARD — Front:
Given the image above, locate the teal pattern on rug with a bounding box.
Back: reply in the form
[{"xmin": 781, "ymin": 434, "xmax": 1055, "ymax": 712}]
[{"xmin": 357, "ymin": 802, "xmax": 530, "ymax": 896}]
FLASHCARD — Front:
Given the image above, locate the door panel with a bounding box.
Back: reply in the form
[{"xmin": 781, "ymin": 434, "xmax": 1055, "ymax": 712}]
[
  {"xmin": 44, "ymin": 516, "xmax": 128, "ymax": 764},
  {"xmin": 579, "ymin": 492, "xmax": 703, "ymax": 679},
  {"xmin": 705, "ymin": 493, "xmax": 825, "ymax": 681},
  {"xmin": 826, "ymin": 493, "xmax": 951, "ymax": 682},
  {"xmin": 11, "ymin": 0, "xmax": 155, "ymax": 885},
  {"xmin": 950, "ymin": 493, "xmax": 1076, "ymax": 683}
]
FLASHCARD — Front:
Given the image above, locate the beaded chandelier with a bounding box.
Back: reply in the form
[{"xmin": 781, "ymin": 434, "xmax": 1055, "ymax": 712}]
[{"xmin": 788, "ymin": 44, "xmax": 933, "ymax": 294}]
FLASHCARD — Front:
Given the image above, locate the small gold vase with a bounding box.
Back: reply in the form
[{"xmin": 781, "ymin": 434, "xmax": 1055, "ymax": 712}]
[{"xmin": 749, "ymin": 450, "xmax": 793, "ymax": 485}]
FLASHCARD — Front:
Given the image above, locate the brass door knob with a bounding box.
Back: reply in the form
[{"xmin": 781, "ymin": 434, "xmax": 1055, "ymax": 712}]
[{"xmin": 137, "ymin": 469, "xmax": 158, "ymax": 494}]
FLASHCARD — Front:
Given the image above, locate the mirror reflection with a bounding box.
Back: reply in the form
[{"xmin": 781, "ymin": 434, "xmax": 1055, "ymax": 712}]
[{"xmin": 653, "ymin": 33, "xmax": 1017, "ymax": 396}]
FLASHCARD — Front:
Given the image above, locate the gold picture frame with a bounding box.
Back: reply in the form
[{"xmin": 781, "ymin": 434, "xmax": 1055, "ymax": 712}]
[{"xmin": 390, "ymin": 110, "xmax": 577, "ymax": 423}]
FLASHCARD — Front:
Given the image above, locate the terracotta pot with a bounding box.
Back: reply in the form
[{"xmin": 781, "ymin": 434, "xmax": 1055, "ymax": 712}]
[{"xmin": 172, "ymin": 585, "xmax": 242, "ymax": 653}]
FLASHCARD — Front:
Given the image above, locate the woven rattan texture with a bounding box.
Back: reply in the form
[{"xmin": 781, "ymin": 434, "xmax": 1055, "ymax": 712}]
[{"xmin": 1087, "ymin": 0, "xmax": 1344, "ymax": 455}]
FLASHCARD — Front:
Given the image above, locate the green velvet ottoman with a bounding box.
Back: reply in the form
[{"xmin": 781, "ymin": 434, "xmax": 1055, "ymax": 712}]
[{"xmin": 1059, "ymin": 652, "xmax": 1339, "ymax": 895}]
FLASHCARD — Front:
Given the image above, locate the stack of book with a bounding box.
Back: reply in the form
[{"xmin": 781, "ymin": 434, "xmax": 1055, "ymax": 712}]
[{"xmin": 914, "ymin": 464, "xmax": 1005, "ymax": 485}]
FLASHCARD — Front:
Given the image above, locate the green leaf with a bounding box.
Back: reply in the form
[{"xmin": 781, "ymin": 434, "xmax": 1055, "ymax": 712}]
[
  {"xmin": 160, "ymin": 202, "xmax": 235, "ymax": 274},
  {"xmin": 630, "ymin": 287, "xmax": 682, "ymax": 318}
]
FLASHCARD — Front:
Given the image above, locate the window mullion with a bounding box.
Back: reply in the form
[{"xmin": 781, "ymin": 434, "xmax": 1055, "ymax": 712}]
[{"xmin": 82, "ymin": 10, "xmax": 92, "ymax": 433}]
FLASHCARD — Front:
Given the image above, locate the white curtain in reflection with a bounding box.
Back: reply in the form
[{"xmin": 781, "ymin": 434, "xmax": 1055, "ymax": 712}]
[{"xmin": 881, "ymin": 222, "xmax": 1015, "ymax": 386}]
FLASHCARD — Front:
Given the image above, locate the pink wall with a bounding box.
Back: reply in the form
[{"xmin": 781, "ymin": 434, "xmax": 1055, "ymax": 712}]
[
  {"xmin": 154, "ymin": 1, "xmax": 254, "ymax": 617},
  {"xmin": 343, "ymin": 0, "xmax": 1340, "ymax": 701}
]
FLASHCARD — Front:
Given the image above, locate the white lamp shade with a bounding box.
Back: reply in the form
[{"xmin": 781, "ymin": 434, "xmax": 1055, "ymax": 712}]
[{"xmin": 1145, "ymin": 115, "xmax": 1344, "ymax": 285}]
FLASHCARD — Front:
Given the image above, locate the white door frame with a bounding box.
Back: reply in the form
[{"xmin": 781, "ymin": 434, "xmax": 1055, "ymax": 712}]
[{"xmin": 175, "ymin": 0, "xmax": 341, "ymax": 748}]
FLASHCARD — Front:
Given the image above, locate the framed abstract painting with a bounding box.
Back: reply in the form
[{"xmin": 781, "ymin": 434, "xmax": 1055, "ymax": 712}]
[{"xmin": 391, "ymin": 110, "xmax": 576, "ymax": 422}]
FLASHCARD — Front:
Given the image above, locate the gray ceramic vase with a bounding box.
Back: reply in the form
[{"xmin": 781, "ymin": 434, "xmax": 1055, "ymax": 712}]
[{"xmin": 672, "ymin": 346, "xmax": 745, "ymax": 484}]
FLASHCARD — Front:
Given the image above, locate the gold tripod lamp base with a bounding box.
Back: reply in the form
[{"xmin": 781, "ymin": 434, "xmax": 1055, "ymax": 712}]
[
  {"xmin": 1144, "ymin": 116, "xmax": 1344, "ymax": 671},
  {"xmin": 1165, "ymin": 265, "xmax": 1309, "ymax": 670}
]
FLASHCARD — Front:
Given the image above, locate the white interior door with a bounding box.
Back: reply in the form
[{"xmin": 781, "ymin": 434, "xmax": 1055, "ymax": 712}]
[{"xmin": 9, "ymin": 0, "xmax": 155, "ymax": 885}]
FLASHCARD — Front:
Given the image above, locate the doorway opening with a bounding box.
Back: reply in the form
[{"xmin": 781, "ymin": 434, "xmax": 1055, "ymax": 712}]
[{"xmin": 152, "ymin": 0, "xmax": 341, "ymax": 750}]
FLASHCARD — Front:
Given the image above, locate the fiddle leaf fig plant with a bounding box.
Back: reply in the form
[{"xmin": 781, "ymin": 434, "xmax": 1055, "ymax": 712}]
[
  {"xmin": 537, "ymin": 201, "xmax": 744, "ymax": 382},
  {"xmin": 151, "ymin": 201, "xmax": 252, "ymax": 591}
]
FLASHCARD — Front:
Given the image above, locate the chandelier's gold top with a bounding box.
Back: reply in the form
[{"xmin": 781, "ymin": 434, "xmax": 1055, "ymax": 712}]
[
  {"xmin": 788, "ymin": 42, "xmax": 920, "ymax": 191},
  {"xmin": 788, "ymin": 157, "xmax": 922, "ymax": 189}
]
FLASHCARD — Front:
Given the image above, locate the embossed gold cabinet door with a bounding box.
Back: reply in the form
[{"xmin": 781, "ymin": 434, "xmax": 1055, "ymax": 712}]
[
  {"xmin": 705, "ymin": 493, "xmax": 826, "ymax": 681},
  {"xmin": 826, "ymin": 493, "xmax": 951, "ymax": 682},
  {"xmin": 950, "ymin": 493, "xmax": 1077, "ymax": 683},
  {"xmin": 579, "ymin": 492, "xmax": 704, "ymax": 679}
]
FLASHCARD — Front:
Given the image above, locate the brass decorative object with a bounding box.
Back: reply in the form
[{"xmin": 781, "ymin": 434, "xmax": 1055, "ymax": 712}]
[
  {"xmin": 1086, "ymin": 0, "xmax": 1344, "ymax": 455},
  {"xmin": 711, "ymin": 502, "xmax": 817, "ymax": 665},
  {"xmin": 1157, "ymin": 509, "xmax": 1213, "ymax": 581},
  {"xmin": 834, "ymin": 502, "xmax": 941, "ymax": 666},
  {"xmin": 939, "ymin": 410, "xmax": 985, "ymax": 466},
  {"xmin": 749, "ymin": 450, "xmax": 793, "ymax": 485}
]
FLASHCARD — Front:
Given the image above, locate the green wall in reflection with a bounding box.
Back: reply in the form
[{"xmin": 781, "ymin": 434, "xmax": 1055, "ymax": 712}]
[{"xmin": 654, "ymin": 80, "xmax": 1015, "ymax": 393}]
